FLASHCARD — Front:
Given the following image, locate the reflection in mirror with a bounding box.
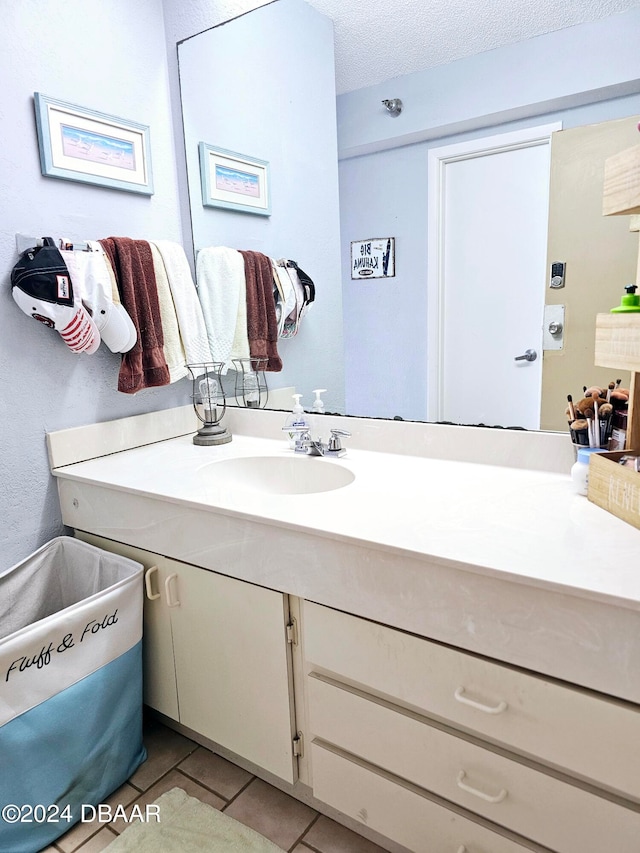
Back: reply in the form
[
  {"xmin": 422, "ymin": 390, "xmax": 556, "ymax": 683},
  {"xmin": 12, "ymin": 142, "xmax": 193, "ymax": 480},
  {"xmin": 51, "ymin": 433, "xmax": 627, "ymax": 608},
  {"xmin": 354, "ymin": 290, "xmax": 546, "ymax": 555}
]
[
  {"xmin": 179, "ymin": 0, "xmax": 640, "ymax": 431},
  {"xmin": 178, "ymin": 0, "xmax": 346, "ymax": 416}
]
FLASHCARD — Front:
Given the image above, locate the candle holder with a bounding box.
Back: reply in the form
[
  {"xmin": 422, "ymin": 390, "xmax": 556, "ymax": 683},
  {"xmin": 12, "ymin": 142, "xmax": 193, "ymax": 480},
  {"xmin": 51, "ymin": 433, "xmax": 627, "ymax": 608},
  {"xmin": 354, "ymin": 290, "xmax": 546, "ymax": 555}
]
[
  {"xmin": 186, "ymin": 362, "xmax": 232, "ymax": 445},
  {"xmin": 231, "ymin": 357, "xmax": 269, "ymax": 408}
]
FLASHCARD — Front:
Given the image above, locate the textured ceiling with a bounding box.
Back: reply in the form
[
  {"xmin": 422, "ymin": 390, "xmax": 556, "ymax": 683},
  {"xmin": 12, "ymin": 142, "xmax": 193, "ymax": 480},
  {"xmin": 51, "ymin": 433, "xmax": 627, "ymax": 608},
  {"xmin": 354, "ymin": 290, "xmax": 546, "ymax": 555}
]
[{"xmin": 304, "ymin": 0, "xmax": 640, "ymax": 94}]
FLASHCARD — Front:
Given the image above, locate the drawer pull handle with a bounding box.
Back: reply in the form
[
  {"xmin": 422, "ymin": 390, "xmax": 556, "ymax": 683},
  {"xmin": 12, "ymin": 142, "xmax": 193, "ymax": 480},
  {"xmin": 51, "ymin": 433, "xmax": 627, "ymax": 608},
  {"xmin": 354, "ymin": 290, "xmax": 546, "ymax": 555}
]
[
  {"xmin": 456, "ymin": 770, "xmax": 507, "ymax": 804},
  {"xmin": 454, "ymin": 687, "xmax": 507, "ymax": 715},
  {"xmin": 144, "ymin": 566, "xmax": 161, "ymax": 600},
  {"xmin": 165, "ymin": 573, "xmax": 180, "ymax": 607}
]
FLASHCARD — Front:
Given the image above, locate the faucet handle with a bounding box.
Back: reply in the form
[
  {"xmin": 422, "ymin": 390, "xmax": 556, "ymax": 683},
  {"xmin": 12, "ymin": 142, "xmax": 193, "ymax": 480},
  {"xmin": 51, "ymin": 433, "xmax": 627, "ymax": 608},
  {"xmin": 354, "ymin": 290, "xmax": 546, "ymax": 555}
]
[{"xmin": 328, "ymin": 428, "xmax": 351, "ymax": 451}]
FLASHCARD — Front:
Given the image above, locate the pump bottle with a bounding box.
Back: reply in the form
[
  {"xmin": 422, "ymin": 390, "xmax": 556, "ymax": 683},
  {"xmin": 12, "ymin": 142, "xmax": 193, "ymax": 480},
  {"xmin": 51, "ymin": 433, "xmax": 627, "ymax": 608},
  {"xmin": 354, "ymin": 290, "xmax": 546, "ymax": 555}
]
[{"xmin": 284, "ymin": 394, "xmax": 309, "ymax": 448}]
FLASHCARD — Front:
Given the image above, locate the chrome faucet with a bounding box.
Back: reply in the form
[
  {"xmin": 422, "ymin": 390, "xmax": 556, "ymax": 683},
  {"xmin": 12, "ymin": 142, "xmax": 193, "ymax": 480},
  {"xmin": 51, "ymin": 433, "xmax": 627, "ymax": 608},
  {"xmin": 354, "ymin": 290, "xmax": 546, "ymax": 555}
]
[{"xmin": 284, "ymin": 426, "xmax": 351, "ymax": 457}]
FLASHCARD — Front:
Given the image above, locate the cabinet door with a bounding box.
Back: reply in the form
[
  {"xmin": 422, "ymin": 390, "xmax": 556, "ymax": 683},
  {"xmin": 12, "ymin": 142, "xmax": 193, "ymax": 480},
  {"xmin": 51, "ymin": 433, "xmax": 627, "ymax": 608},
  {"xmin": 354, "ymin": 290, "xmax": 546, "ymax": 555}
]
[
  {"xmin": 75, "ymin": 532, "xmax": 179, "ymax": 720},
  {"xmin": 169, "ymin": 561, "xmax": 296, "ymax": 784}
]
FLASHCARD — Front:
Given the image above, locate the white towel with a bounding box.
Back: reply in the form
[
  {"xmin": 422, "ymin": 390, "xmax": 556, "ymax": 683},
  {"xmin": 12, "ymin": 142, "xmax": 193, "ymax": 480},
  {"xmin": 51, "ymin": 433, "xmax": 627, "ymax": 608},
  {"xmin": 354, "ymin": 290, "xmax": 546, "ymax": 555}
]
[
  {"xmin": 229, "ymin": 266, "xmax": 250, "ymax": 367},
  {"xmin": 149, "ymin": 243, "xmax": 188, "ymax": 383},
  {"xmin": 150, "ymin": 241, "xmax": 212, "ymax": 369},
  {"xmin": 196, "ymin": 246, "xmax": 248, "ymax": 373}
]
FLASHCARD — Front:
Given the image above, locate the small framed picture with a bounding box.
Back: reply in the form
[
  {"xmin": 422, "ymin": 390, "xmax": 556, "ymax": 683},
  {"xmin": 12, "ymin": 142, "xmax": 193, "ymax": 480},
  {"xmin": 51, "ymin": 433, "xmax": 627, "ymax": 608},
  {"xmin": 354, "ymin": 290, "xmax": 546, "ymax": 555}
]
[
  {"xmin": 199, "ymin": 143, "xmax": 270, "ymax": 216},
  {"xmin": 33, "ymin": 93, "xmax": 153, "ymax": 195}
]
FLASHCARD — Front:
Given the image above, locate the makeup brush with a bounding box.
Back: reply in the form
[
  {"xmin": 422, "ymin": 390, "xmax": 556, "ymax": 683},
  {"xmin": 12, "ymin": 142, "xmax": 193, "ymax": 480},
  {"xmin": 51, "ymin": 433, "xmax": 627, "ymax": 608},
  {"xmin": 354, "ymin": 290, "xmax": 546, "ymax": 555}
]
[
  {"xmin": 584, "ymin": 386, "xmax": 604, "ymax": 399},
  {"xmin": 567, "ymin": 394, "xmax": 576, "ymax": 422},
  {"xmin": 598, "ymin": 401, "xmax": 613, "ymax": 446}
]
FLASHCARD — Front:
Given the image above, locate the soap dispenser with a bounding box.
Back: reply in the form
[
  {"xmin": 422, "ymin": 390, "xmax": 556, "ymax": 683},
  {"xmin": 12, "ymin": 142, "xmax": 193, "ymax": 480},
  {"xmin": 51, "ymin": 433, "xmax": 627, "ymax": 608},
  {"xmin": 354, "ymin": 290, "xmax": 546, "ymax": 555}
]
[
  {"xmin": 284, "ymin": 394, "xmax": 309, "ymax": 448},
  {"xmin": 308, "ymin": 389, "xmax": 327, "ymax": 443},
  {"xmin": 311, "ymin": 389, "xmax": 327, "ymax": 413},
  {"xmin": 611, "ymin": 284, "xmax": 640, "ymax": 313}
]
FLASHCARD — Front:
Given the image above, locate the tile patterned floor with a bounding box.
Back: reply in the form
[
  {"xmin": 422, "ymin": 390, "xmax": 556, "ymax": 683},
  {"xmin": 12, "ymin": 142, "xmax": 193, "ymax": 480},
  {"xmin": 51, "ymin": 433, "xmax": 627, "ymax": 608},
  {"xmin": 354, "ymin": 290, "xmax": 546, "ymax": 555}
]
[{"xmin": 43, "ymin": 716, "xmax": 391, "ymax": 853}]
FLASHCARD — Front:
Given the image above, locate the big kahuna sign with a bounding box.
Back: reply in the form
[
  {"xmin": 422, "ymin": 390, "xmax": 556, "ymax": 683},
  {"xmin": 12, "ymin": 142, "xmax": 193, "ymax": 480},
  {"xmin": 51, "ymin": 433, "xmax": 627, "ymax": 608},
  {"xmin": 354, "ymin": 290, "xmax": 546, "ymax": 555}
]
[{"xmin": 351, "ymin": 238, "xmax": 395, "ymax": 279}]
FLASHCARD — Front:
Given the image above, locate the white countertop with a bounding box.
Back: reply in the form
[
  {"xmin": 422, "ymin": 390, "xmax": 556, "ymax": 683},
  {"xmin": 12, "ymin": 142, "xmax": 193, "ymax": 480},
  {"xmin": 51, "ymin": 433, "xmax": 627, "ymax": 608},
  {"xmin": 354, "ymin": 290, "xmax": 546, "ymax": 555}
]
[{"xmin": 52, "ymin": 431, "xmax": 640, "ymax": 612}]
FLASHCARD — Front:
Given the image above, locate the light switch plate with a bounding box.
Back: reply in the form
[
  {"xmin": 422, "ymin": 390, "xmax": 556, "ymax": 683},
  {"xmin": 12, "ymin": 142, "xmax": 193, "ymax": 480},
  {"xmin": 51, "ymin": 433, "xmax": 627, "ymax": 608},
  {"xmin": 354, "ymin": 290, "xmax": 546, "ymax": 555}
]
[{"xmin": 543, "ymin": 304, "xmax": 565, "ymax": 350}]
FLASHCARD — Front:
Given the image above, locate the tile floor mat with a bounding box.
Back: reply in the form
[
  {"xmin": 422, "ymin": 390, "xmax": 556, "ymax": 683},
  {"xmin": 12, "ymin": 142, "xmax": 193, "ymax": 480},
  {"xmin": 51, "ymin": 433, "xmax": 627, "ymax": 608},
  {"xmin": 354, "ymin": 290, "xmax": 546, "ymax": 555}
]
[{"xmin": 103, "ymin": 787, "xmax": 286, "ymax": 853}]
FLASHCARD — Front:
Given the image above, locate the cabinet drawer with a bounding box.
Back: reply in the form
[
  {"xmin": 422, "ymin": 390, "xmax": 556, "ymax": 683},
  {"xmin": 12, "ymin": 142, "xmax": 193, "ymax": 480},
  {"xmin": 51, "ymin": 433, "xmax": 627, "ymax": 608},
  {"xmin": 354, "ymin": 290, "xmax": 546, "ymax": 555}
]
[
  {"xmin": 311, "ymin": 742, "xmax": 545, "ymax": 853},
  {"xmin": 304, "ymin": 602, "xmax": 640, "ymax": 799},
  {"xmin": 309, "ymin": 677, "xmax": 640, "ymax": 853}
]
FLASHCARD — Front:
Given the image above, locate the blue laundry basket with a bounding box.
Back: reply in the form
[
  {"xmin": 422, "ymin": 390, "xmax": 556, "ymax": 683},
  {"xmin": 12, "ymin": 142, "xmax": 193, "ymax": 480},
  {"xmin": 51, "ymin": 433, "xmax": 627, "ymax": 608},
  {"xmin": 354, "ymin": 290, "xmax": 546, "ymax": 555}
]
[{"xmin": 0, "ymin": 536, "xmax": 147, "ymax": 853}]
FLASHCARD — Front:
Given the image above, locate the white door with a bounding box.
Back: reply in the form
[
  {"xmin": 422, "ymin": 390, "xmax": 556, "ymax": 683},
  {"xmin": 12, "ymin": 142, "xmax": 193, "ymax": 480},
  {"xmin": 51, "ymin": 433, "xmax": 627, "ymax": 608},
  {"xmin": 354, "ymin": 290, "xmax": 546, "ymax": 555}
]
[{"xmin": 428, "ymin": 125, "xmax": 558, "ymax": 429}]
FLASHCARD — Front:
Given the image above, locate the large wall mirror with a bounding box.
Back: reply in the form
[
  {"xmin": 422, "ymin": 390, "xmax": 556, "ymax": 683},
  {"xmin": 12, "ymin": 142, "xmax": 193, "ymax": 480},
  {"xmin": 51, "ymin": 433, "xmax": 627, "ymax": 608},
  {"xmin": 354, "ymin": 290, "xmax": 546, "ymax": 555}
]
[{"xmin": 178, "ymin": 0, "xmax": 640, "ymax": 433}]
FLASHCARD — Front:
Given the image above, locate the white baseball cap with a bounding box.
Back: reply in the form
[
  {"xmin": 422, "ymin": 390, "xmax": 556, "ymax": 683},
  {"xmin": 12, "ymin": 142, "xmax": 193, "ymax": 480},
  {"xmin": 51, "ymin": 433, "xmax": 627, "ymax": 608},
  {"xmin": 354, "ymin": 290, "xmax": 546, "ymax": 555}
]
[{"xmin": 61, "ymin": 250, "xmax": 137, "ymax": 353}]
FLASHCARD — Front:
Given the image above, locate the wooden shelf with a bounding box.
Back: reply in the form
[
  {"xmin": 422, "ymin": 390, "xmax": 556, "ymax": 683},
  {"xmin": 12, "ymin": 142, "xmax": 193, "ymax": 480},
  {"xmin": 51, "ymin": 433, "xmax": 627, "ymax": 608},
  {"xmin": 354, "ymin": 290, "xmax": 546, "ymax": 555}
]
[
  {"xmin": 589, "ymin": 139, "xmax": 640, "ymax": 522},
  {"xmin": 603, "ymin": 144, "xmax": 640, "ymax": 216},
  {"xmin": 594, "ymin": 313, "xmax": 640, "ymax": 371}
]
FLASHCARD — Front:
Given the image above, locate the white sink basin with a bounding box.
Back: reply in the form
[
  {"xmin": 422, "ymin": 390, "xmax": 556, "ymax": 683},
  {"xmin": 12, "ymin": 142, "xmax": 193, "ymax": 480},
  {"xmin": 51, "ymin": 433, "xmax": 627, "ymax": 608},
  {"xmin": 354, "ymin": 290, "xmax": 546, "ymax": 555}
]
[{"xmin": 207, "ymin": 455, "xmax": 355, "ymax": 495}]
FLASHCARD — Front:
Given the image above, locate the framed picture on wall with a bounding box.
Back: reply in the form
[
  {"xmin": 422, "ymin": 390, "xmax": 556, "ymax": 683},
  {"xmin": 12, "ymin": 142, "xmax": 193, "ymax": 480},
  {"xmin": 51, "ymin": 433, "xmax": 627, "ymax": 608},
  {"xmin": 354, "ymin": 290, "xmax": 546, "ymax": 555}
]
[
  {"xmin": 199, "ymin": 143, "xmax": 271, "ymax": 215},
  {"xmin": 33, "ymin": 93, "xmax": 154, "ymax": 195}
]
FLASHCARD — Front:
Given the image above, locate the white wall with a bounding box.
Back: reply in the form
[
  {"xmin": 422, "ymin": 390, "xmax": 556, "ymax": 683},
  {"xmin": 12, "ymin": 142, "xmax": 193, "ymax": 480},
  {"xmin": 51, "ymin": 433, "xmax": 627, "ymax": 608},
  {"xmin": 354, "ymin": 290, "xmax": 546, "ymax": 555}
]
[{"xmin": 338, "ymin": 9, "xmax": 640, "ymax": 421}]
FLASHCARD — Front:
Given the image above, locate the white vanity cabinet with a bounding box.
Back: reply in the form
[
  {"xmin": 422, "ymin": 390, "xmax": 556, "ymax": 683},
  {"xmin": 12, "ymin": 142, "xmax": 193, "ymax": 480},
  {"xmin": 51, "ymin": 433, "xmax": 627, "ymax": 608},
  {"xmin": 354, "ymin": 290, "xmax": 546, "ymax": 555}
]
[
  {"xmin": 76, "ymin": 533, "xmax": 297, "ymax": 785},
  {"xmin": 303, "ymin": 601, "xmax": 640, "ymax": 853},
  {"xmin": 49, "ymin": 413, "xmax": 640, "ymax": 853}
]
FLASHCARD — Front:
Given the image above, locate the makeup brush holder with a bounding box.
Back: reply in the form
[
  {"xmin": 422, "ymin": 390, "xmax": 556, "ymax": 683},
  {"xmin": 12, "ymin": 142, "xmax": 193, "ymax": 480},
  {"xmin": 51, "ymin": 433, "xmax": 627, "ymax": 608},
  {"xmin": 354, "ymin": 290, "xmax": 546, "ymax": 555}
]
[{"xmin": 570, "ymin": 418, "xmax": 612, "ymax": 452}]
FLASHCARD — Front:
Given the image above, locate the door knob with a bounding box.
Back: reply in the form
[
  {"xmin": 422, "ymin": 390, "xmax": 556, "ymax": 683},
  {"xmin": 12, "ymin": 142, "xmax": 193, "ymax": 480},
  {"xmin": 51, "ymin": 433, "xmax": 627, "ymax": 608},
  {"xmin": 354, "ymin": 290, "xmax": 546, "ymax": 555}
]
[
  {"xmin": 514, "ymin": 349, "xmax": 537, "ymax": 362},
  {"xmin": 548, "ymin": 321, "xmax": 563, "ymax": 335}
]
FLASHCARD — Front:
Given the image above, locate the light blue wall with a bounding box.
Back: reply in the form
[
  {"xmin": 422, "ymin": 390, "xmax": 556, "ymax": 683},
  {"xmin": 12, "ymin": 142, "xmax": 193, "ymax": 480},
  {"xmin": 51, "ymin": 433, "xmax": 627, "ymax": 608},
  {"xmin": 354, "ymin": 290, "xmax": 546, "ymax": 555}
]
[
  {"xmin": 338, "ymin": 8, "xmax": 640, "ymax": 420},
  {"xmin": 0, "ymin": 0, "xmax": 186, "ymax": 568},
  {"xmin": 178, "ymin": 0, "xmax": 345, "ymax": 414},
  {"xmin": 0, "ymin": 0, "xmax": 343, "ymax": 570}
]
